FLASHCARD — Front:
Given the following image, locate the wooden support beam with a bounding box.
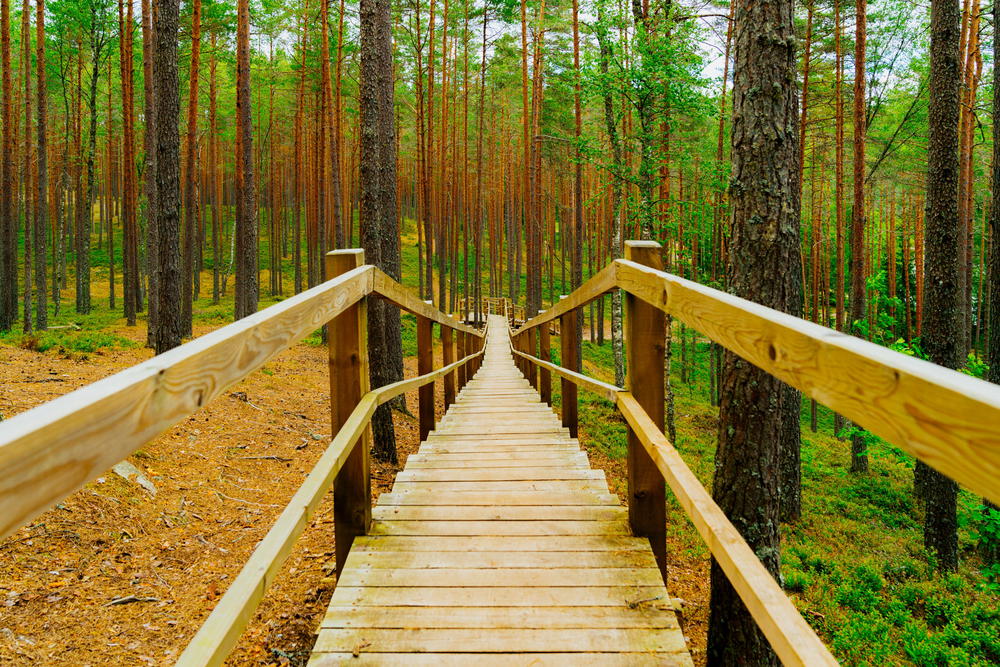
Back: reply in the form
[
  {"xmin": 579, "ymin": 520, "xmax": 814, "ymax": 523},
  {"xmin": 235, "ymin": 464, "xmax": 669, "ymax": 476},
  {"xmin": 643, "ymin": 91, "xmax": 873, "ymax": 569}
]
[
  {"xmin": 418, "ymin": 310, "xmax": 435, "ymax": 440},
  {"xmin": 623, "ymin": 241, "xmax": 667, "ymax": 583},
  {"xmin": 527, "ymin": 329, "xmax": 538, "ymax": 390},
  {"xmin": 539, "ymin": 322, "xmax": 552, "ymax": 405},
  {"xmin": 327, "ymin": 250, "xmax": 372, "ymax": 578},
  {"xmin": 559, "ymin": 296, "xmax": 579, "ymax": 438},
  {"xmin": 457, "ymin": 330, "xmax": 467, "ymax": 390},
  {"xmin": 443, "ymin": 324, "xmax": 455, "ymax": 408}
]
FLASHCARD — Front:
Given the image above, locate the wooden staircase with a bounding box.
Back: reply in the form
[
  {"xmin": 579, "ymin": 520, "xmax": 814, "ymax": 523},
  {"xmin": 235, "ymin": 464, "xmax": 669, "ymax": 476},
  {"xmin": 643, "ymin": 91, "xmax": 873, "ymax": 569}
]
[{"xmin": 309, "ymin": 314, "xmax": 692, "ymax": 665}]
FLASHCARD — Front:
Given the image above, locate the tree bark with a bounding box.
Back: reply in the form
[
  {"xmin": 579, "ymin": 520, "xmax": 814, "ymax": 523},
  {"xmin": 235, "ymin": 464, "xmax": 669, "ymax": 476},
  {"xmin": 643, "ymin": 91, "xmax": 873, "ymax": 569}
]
[
  {"xmin": 153, "ymin": 0, "xmax": 182, "ymax": 354},
  {"xmin": 708, "ymin": 0, "xmax": 801, "ymax": 660},
  {"xmin": 182, "ymin": 0, "xmax": 201, "ymax": 335},
  {"xmin": 921, "ymin": 0, "xmax": 962, "ymax": 573},
  {"xmin": 1, "ymin": 0, "xmax": 17, "ymax": 332},
  {"xmin": 234, "ymin": 0, "xmax": 257, "ymax": 320},
  {"xmin": 360, "ymin": 0, "xmax": 403, "ymax": 463},
  {"xmin": 35, "ymin": 0, "xmax": 47, "ymax": 330}
]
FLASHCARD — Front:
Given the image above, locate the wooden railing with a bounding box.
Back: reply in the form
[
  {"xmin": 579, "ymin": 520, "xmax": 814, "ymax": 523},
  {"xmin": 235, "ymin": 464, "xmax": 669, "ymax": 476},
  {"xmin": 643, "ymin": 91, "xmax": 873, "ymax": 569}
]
[
  {"xmin": 0, "ymin": 249, "xmax": 485, "ymax": 666},
  {"xmin": 511, "ymin": 239, "xmax": 1000, "ymax": 667}
]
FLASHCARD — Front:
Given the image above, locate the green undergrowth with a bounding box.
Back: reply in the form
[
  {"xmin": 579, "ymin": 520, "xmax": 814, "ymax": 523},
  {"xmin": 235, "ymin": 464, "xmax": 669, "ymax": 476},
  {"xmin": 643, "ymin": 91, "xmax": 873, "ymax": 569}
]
[{"xmin": 566, "ymin": 333, "xmax": 1000, "ymax": 666}]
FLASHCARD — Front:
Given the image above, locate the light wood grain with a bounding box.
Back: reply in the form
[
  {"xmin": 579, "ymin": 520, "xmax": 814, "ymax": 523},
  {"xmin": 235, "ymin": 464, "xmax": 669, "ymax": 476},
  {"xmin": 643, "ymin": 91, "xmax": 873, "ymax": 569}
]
[
  {"xmin": 616, "ymin": 258, "xmax": 1000, "ymax": 504},
  {"xmin": 616, "ymin": 392, "xmax": 837, "ymax": 666},
  {"xmin": 0, "ymin": 265, "xmax": 374, "ymax": 541}
]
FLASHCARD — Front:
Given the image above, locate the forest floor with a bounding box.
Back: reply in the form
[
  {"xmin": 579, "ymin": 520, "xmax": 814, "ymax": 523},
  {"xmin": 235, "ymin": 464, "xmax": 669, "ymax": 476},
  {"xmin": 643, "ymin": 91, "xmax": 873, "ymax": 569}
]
[{"xmin": 0, "ymin": 311, "xmax": 449, "ymax": 666}]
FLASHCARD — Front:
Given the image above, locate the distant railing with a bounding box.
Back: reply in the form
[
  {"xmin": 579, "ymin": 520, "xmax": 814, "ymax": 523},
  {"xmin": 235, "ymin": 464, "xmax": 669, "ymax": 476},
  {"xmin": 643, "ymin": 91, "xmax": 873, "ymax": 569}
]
[
  {"xmin": 511, "ymin": 239, "xmax": 1000, "ymax": 667},
  {"xmin": 0, "ymin": 249, "xmax": 485, "ymax": 666}
]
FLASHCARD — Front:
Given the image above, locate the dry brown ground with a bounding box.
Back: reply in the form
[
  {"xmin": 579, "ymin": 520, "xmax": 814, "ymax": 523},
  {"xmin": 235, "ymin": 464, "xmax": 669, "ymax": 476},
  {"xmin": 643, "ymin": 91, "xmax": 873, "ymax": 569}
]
[{"xmin": 1, "ymin": 323, "xmax": 708, "ymax": 666}]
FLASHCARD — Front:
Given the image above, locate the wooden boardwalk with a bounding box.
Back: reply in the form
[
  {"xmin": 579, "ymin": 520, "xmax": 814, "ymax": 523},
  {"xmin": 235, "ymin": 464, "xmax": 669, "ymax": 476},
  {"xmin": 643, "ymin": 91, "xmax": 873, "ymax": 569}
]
[{"xmin": 309, "ymin": 315, "xmax": 692, "ymax": 665}]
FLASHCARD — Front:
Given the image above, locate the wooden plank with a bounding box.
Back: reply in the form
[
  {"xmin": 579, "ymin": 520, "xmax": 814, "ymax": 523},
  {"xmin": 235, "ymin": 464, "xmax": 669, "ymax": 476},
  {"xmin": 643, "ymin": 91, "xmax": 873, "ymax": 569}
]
[
  {"xmin": 349, "ymin": 535, "xmax": 649, "ymax": 551},
  {"xmin": 310, "ymin": 653, "xmax": 691, "ymax": 666},
  {"xmin": 390, "ymin": 481, "xmax": 609, "ymax": 492},
  {"xmin": 406, "ymin": 451, "xmax": 583, "ymax": 462},
  {"xmin": 371, "ymin": 505, "xmax": 626, "ymax": 521},
  {"xmin": 341, "ymin": 550, "xmax": 657, "ymax": 570},
  {"xmin": 375, "ymin": 491, "xmax": 620, "ymax": 506},
  {"xmin": 328, "ymin": 586, "xmax": 668, "ymax": 607},
  {"xmin": 0, "ymin": 265, "xmax": 374, "ymax": 540},
  {"xmin": 312, "ymin": 628, "xmax": 687, "ymax": 654},
  {"xmin": 403, "ymin": 457, "xmax": 588, "ymax": 469},
  {"xmin": 616, "ymin": 257, "xmax": 1000, "ymax": 505},
  {"xmin": 320, "ymin": 605, "xmax": 675, "ymax": 629},
  {"xmin": 617, "ymin": 391, "xmax": 837, "ymax": 666},
  {"xmin": 336, "ymin": 567, "xmax": 663, "ymax": 588},
  {"xmin": 368, "ymin": 520, "xmax": 629, "ymax": 537},
  {"xmin": 395, "ymin": 468, "xmax": 604, "ymax": 482}
]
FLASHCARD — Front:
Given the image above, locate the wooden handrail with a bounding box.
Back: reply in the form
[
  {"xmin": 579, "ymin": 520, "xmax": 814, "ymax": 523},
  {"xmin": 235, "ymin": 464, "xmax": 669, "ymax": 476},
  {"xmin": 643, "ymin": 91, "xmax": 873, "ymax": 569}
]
[
  {"xmin": 0, "ymin": 265, "xmax": 373, "ymax": 540},
  {"xmin": 509, "ymin": 347, "xmax": 619, "ymax": 403},
  {"xmin": 614, "ymin": 258, "xmax": 1000, "ymax": 505},
  {"xmin": 615, "ymin": 393, "xmax": 838, "ymax": 666},
  {"xmin": 0, "ymin": 263, "xmax": 485, "ymax": 543},
  {"xmin": 175, "ymin": 347, "xmax": 486, "ymax": 667},
  {"xmin": 513, "ymin": 261, "xmax": 618, "ymax": 335}
]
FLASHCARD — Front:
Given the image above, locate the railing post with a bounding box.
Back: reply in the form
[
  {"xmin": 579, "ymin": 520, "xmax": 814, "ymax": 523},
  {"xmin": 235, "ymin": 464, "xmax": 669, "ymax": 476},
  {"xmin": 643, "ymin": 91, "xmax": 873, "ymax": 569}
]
[
  {"xmin": 418, "ymin": 307, "xmax": 435, "ymax": 441},
  {"xmin": 442, "ymin": 323, "xmax": 455, "ymax": 408},
  {"xmin": 539, "ymin": 322, "xmax": 552, "ymax": 406},
  {"xmin": 526, "ymin": 328, "xmax": 538, "ymax": 390},
  {"xmin": 559, "ymin": 295, "xmax": 578, "ymax": 438},
  {"xmin": 624, "ymin": 240, "xmax": 667, "ymax": 582},
  {"xmin": 326, "ymin": 249, "xmax": 371, "ymax": 578},
  {"xmin": 457, "ymin": 329, "xmax": 467, "ymax": 390}
]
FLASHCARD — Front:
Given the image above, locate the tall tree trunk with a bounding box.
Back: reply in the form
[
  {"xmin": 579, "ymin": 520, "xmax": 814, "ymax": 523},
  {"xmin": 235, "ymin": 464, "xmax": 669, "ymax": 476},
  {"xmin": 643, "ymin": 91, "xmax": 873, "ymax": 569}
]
[
  {"xmin": 35, "ymin": 0, "xmax": 46, "ymax": 329},
  {"xmin": 153, "ymin": 0, "xmax": 182, "ymax": 353},
  {"xmin": 708, "ymin": 0, "xmax": 801, "ymax": 660},
  {"xmin": 143, "ymin": 0, "xmax": 158, "ymax": 346},
  {"xmin": 849, "ymin": 0, "xmax": 869, "ymax": 472},
  {"xmin": 21, "ymin": 0, "xmax": 32, "ymax": 334},
  {"xmin": 1, "ymin": 0, "xmax": 16, "ymax": 332},
  {"xmin": 210, "ymin": 31, "xmax": 220, "ymax": 302},
  {"xmin": 360, "ymin": 0, "xmax": 403, "ymax": 463},
  {"xmin": 920, "ymin": 0, "xmax": 962, "ymax": 573},
  {"xmin": 234, "ymin": 0, "xmax": 257, "ymax": 319},
  {"xmin": 182, "ymin": 0, "xmax": 201, "ymax": 335}
]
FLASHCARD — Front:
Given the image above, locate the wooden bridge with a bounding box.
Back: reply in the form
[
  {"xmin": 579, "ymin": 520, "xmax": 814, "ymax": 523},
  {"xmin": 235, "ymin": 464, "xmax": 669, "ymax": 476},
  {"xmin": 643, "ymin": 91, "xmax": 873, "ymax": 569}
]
[
  {"xmin": 309, "ymin": 314, "xmax": 689, "ymax": 664},
  {"xmin": 2, "ymin": 240, "xmax": 998, "ymax": 665}
]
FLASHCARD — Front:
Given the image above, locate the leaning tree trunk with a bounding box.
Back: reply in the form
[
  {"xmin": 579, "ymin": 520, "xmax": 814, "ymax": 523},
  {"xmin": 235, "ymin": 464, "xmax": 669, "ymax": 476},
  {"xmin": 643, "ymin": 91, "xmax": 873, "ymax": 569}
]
[
  {"xmin": 921, "ymin": 0, "xmax": 962, "ymax": 573},
  {"xmin": 708, "ymin": 0, "xmax": 802, "ymax": 661},
  {"xmin": 360, "ymin": 0, "xmax": 404, "ymax": 463},
  {"xmin": 152, "ymin": 0, "xmax": 182, "ymax": 354}
]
